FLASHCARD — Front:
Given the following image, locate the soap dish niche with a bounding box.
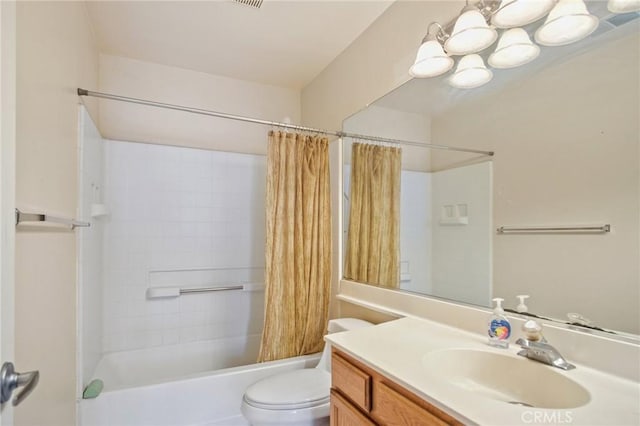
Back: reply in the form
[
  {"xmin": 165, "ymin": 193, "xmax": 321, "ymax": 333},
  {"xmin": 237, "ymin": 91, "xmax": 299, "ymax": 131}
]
[
  {"xmin": 89, "ymin": 183, "xmax": 109, "ymax": 218},
  {"xmin": 90, "ymin": 203, "xmax": 110, "ymax": 218},
  {"xmin": 439, "ymin": 204, "xmax": 468, "ymax": 226}
]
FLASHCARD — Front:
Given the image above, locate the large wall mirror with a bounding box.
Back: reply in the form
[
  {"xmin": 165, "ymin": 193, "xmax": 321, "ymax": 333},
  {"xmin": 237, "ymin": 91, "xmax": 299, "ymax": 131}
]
[{"xmin": 342, "ymin": 3, "xmax": 639, "ymax": 337}]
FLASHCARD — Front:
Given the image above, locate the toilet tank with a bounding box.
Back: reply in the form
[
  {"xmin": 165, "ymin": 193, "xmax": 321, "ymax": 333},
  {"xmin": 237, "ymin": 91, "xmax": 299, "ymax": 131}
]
[
  {"xmin": 327, "ymin": 318, "xmax": 375, "ymax": 333},
  {"xmin": 316, "ymin": 318, "xmax": 374, "ymax": 372}
]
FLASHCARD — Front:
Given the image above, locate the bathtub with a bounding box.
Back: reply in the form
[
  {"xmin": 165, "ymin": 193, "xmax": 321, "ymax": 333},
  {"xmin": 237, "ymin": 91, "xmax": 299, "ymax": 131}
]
[{"xmin": 79, "ymin": 334, "xmax": 321, "ymax": 426}]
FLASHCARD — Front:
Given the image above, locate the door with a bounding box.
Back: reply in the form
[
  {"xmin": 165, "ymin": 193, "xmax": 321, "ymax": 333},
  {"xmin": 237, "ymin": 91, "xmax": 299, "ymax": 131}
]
[{"xmin": 0, "ymin": 0, "xmax": 16, "ymax": 422}]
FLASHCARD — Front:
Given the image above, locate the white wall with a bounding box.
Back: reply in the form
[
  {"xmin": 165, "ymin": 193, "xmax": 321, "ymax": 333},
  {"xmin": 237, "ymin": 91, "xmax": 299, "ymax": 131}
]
[
  {"xmin": 99, "ymin": 54, "xmax": 300, "ymax": 155},
  {"xmin": 302, "ymin": 1, "xmax": 461, "ymax": 131},
  {"xmin": 431, "ymin": 162, "xmax": 492, "ymax": 307},
  {"xmin": 15, "ymin": 2, "xmax": 99, "ymax": 424},
  {"xmin": 78, "ymin": 107, "xmax": 105, "ymax": 391},
  {"xmin": 102, "ymin": 140, "xmax": 265, "ymax": 353}
]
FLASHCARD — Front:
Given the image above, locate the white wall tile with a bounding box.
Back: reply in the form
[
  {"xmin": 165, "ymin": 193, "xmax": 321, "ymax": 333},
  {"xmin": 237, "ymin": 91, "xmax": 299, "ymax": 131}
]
[
  {"xmin": 102, "ymin": 140, "xmax": 266, "ymax": 353},
  {"xmin": 399, "ymin": 171, "xmax": 432, "ymax": 295},
  {"xmin": 78, "ymin": 107, "xmax": 105, "ymax": 387}
]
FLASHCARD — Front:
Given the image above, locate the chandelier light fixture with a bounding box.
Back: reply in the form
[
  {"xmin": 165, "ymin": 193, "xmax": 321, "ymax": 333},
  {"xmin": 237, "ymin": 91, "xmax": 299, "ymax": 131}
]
[
  {"xmin": 492, "ymin": 0, "xmax": 556, "ymax": 28},
  {"xmin": 534, "ymin": 0, "xmax": 599, "ymax": 46},
  {"xmin": 409, "ymin": 23, "xmax": 454, "ymax": 78},
  {"xmin": 607, "ymin": 0, "xmax": 640, "ymax": 13},
  {"xmin": 408, "ymin": 0, "xmax": 636, "ymax": 89},
  {"xmin": 488, "ymin": 28, "xmax": 540, "ymax": 68},
  {"xmin": 449, "ymin": 54, "xmax": 494, "ymax": 88},
  {"xmin": 444, "ymin": 3, "xmax": 498, "ymax": 55}
]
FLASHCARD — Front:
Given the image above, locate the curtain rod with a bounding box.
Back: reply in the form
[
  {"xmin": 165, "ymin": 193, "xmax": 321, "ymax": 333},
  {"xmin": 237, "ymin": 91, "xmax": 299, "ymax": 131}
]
[{"xmin": 77, "ymin": 88, "xmax": 494, "ymax": 156}]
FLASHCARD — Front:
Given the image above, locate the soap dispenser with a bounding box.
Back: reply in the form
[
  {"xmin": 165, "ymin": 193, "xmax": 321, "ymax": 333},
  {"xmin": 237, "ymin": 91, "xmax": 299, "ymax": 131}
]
[
  {"xmin": 488, "ymin": 298, "xmax": 511, "ymax": 349},
  {"xmin": 516, "ymin": 295, "xmax": 530, "ymax": 313}
]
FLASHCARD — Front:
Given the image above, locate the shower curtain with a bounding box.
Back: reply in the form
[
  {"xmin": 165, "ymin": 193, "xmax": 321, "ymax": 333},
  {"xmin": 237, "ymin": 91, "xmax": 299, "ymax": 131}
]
[
  {"xmin": 258, "ymin": 131, "xmax": 331, "ymax": 362},
  {"xmin": 344, "ymin": 142, "xmax": 401, "ymax": 288}
]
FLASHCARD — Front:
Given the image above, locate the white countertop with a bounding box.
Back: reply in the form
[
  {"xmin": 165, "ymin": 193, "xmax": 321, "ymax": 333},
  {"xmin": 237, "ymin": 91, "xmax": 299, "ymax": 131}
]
[{"xmin": 326, "ymin": 317, "xmax": 640, "ymax": 425}]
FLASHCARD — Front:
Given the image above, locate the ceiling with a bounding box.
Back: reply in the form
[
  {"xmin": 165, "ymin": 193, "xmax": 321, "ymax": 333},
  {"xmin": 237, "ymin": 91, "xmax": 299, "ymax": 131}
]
[{"xmin": 85, "ymin": 0, "xmax": 394, "ymax": 90}]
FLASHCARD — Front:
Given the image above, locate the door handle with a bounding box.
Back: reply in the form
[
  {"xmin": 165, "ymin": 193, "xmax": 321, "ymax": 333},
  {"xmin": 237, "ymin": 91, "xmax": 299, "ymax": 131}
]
[{"xmin": 0, "ymin": 362, "xmax": 39, "ymax": 406}]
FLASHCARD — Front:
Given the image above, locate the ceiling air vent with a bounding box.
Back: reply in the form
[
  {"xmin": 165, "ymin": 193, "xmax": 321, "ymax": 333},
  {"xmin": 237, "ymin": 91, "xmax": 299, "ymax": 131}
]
[{"xmin": 233, "ymin": 0, "xmax": 263, "ymax": 9}]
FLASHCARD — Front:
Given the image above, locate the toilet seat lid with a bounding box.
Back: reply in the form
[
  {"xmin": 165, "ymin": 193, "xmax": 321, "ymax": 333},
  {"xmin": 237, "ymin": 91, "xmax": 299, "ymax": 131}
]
[{"xmin": 244, "ymin": 369, "xmax": 330, "ymax": 409}]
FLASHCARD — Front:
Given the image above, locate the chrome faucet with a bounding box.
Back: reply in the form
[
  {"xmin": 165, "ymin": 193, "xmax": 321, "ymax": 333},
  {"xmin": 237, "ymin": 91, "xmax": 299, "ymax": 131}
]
[{"xmin": 515, "ymin": 320, "xmax": 575, "ymax": 371}]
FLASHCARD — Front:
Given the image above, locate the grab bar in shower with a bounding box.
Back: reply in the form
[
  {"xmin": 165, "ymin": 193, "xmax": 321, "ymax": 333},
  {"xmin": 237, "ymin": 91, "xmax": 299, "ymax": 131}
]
[
  {"xmin": 496, "ymin": 224, "xmax": 611, "ymax": 234},
  {"xmin": 146, "ymin": 284, "xmax": 263, "ymax": 299},
  {"xmin": 15, "ymin": 208, "xmax": 90, "ymax": 229},
  {"xmin": 148, "ymin": 266, "xmax": 264, "ymax": 273},
  {"xmin": 180, "ymin": 285, "xmax": 244, "ymax": 294}
]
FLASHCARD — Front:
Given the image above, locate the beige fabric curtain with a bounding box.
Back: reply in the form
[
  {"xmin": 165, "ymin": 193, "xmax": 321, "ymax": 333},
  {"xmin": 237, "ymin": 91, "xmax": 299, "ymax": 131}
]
[
  {"xmin": 258, "ymin": 131, "xmax": 331, "ymax": 363},
  {"xmin": 344, "ymin": 142, "xmax": 401, "ymax": 288}
]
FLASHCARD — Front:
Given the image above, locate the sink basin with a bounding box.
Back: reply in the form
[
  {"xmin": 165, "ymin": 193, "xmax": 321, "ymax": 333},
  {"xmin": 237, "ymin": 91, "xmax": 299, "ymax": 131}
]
[{"xmin": 422, "ymin": 349, "xmax": 590, "ymax": 409}]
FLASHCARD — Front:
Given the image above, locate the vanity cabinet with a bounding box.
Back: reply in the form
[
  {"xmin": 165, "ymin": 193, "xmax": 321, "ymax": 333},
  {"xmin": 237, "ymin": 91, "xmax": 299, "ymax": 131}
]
[{"xmin": 330, "ymin": 349, "xmax": 462, "ymax": 426}]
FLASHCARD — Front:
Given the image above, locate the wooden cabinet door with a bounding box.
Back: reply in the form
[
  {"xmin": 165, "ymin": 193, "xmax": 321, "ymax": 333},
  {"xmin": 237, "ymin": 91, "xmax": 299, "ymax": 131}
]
[
  {"xmin": 331, "ymin": 389, "xmax": 377, "ymax": 426},
  {"xmin": 372, "ymin": 381, "xmax": 449, "ymax": 426},
  {"xmin": 331, "ymin": 349, "xmax": 462, "ymax": 426}
]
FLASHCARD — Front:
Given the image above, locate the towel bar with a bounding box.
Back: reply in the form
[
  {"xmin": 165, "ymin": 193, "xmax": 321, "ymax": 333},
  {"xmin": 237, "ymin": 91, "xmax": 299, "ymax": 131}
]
[
  {"xmin": 146, "ymin": 285, "xmax": 250, "ymax": 299},
  {"xmin": 15, "ymin": 209, "xmax": 90, "ymax": 229},
  {"xmin": 496, "ymin": 224, "xmax": 610, "ymax": 234}
]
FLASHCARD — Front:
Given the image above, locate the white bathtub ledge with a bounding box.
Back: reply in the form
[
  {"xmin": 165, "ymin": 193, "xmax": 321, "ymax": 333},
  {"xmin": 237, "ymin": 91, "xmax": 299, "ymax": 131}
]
[{"xmin": 325, "ymin": 316, "xmax": 640, "ymax": 426}]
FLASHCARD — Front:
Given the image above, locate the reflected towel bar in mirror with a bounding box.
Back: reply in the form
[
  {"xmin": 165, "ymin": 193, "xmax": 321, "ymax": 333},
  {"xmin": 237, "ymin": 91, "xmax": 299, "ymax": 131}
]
[
  {"xmin": 15, "ymin": 208, "xmax": 90, "ymax": 229},
  {"xmin": 496, "ymin": 224, "xmax": 611, "ymax": 234}
]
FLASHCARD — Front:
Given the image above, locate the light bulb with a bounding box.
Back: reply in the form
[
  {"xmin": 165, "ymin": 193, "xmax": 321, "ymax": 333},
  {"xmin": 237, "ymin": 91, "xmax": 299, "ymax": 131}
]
[
  {"xmin": 489, "ymin": 28, "xmax": 540, "ymax": 68},
  {"xmin": 492, "ymin": 0, "xmax": 556, "ymax": 28},
  {"xmin": 607, "ymin": 0, "xmax": 640, "ymax": 13},
  {"xmin": 410, "ymin": 40, "xmax": 454, "ymax": 78},
  {"xmin": 449, "ymin": 54, "xmax": 493, "ymax": 89},
  {"xmin": 445, "ymin": 9, "xmax": 498, "ymax": 55},
  {"xmin": 535, "ymin": 0, "xmax": 599, "ymax": 47}
]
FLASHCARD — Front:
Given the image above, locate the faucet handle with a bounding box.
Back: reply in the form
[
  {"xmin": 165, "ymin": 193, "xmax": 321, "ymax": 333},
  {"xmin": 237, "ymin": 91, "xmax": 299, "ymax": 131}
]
[
  {"xmin": 515, "ymin": 339, "xmax": 576, "ymax": 370},
  {"xmin": 522, "ymin": 320, "xmax": 545, "ymax": 342}
]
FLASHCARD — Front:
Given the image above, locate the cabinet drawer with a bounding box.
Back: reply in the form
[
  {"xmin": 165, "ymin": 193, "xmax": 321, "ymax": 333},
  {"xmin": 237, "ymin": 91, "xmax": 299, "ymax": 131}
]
[
  {"xmin": 330, "ymin": 389, "xmax": 377, "ymax": 426},
  {"xmin": 373, "ymin": 381, "xmax": 449, "ymax": 426},
  {"xmin": 332, "ymin": 353, "xmax": 372, "ymax": 412}
]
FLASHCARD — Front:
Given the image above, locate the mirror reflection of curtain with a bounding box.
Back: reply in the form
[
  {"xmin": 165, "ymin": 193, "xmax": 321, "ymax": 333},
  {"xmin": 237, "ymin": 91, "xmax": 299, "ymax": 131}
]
[
  {"xmin": 258, "ymin": 131, "xmax": 331, "ymax": 363},
  {"xmin": 344, "ymin": 142, "xmax": 401, "ymax": 288}
]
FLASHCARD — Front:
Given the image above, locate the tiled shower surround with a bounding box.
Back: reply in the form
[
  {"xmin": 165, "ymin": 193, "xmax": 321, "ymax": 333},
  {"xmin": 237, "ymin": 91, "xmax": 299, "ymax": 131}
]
[
  {"xmin": 102, "ymin": 140, "xmax": 266, "ymax": 353},
  {"xmin": 79, "ymin": 107, "xmax": 106, "ymax": 386}
]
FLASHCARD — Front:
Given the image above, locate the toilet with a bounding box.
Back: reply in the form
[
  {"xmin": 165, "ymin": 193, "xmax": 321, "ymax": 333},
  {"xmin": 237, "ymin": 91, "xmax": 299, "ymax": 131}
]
[{"xmin": 241, "ymin": 318, "xmax": 374, "ymax": 426}]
